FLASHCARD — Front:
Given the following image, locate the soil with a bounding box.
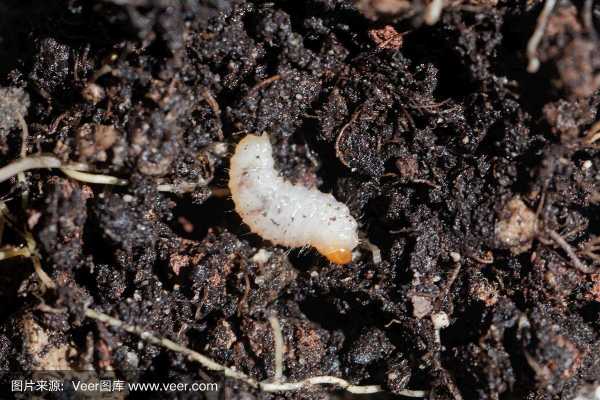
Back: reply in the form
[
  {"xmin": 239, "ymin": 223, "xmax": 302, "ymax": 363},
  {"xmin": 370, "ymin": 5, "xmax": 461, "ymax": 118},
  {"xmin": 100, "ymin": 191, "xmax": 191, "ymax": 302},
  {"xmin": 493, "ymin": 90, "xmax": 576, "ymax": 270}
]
[{"xmin": 1, "ymin": 0, "xmax": 600, "ymax": 399}]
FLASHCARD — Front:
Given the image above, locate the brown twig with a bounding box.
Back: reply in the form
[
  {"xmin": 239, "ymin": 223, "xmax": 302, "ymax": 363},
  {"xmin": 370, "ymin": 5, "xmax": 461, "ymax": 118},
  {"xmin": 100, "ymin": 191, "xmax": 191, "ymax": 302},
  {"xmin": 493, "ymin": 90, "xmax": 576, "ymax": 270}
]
[
  {"xmin": 248, "ymin": 75, "xmax": 281, "ymax": 97},
  {"xmin": 467, "ymin": 251, "xmax": 494, "ymax": 265}
]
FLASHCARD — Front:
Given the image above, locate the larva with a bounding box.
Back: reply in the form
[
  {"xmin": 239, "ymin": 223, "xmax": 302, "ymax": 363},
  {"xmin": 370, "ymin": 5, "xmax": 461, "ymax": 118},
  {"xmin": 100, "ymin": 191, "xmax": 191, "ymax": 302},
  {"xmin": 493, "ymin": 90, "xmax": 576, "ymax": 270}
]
[{"xmin": 228, "ymin": 134, "xmax": 359, "ymax": 264}]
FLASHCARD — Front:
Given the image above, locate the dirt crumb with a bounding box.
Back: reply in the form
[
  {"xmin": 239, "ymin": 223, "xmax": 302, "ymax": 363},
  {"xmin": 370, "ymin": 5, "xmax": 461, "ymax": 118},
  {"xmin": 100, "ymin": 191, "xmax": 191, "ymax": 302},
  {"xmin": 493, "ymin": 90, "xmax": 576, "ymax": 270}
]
[
  {"xmin": 0, "ymin": 86, "xmax": 29, "ymax": 152},
  {"xmin": 495, "ymin": 197, "xmax": 537, "ymax": 254}
]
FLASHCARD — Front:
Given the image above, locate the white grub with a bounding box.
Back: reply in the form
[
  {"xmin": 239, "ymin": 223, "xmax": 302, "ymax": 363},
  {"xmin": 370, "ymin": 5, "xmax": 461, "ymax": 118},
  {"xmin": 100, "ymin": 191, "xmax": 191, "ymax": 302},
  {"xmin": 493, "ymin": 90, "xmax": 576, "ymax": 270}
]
[{"xmin": 228, "ymin": 134, "xmax": 359, "ymax": 264}]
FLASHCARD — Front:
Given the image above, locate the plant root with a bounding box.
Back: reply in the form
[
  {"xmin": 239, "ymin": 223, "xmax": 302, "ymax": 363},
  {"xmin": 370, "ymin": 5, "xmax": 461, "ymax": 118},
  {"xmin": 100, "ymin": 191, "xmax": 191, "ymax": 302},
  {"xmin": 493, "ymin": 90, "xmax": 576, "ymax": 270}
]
[
  {"xmin": 0, "ymin": 155, "xmax": 126, "ymax": 186},
  {"xmin": 84, "ymin": 307, "xmax": 426, "ymax": 397},
  {"xmin": 526, "ymin": 0, "xmax": 557, "ymax": 73}
]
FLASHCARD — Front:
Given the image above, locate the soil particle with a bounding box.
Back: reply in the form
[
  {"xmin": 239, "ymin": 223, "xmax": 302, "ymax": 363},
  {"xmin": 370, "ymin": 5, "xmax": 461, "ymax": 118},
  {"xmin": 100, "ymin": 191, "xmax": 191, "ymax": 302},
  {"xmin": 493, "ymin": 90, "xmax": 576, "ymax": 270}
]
[
  {"xmin": 543, "ymin": 97, "xmax": 600, "ymax": 139},
  {"xmin": 0, "ymin": 86, "xmax": 29, "ymax": 153},
  {"xmin": 368, "ymin": 25, "xmax": 404, "ymax": 49},
  {"xmin": 494, "ymin": 197, "xmax": 537, "ymax": 254},
  {"xmin": 450, "ymin": 304, "xmax": 517, "ymax": 399},
  {"xmin": 37, "ymin": 179, "xmax": 89, "ymax": 274},
  {"xmin": 29, "ymin": 37, "xmax": 72, "ymax": 97},
  {"xmin": 20, "ymin": 312, "xmax": 77, "ymax": 370},
  {"xmin": 93, "ymin": 191, "xmax": 159, "ymax": 259},
  {"xmin": 76, "ymin": 123, "xmax": 120, "ymax": 164},
  {"xmin": 538, "ymin": 4, "xmax": 600, "ymax": 98},
  {"xmin": 411, "ymin": 295, "xmax": 433, "ymax": 319},
  {"xmin": 346, "ymin": 327, "xmax": 394, "ymax": 367},
  {"xmin": 229, "ymin": 70, "xmax": 322, "ymax": 140},
  {"xmin": 385, "ymin": 356, "xmax": 412, "ymax": 395}
]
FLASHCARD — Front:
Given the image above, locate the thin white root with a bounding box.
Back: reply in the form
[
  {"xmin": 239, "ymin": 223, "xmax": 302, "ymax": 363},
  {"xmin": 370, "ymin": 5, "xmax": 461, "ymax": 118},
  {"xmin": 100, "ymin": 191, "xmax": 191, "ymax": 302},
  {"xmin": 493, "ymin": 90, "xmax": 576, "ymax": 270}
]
[
  {"xmin": 0, "ymin": 246, "xmax": 30, "ymax": 260},
  {"xmin": 84, "ymin": 308, "xmax": 426, "ymax": 396},
  {"xmin": 0, "ymin": 203, "xmax": 56, "ymax": 290},
  {"xmin": 32, "ymin": 254, "xmax": 56, "ymax": 290},
  {"xmin": 0, "ymin": 244, "xmax": 55, "ymax": 290},
  {"xmin": 24, "ymin": 225, "xmax": 56, "ymax": 290},
  {"xmin": 84, "ymin": 307, "xmax": 259, "ymax": 387},
  {"xmin": 268, "ymin": 315, "xmax": 284, "ymax": 382},
  {"xmin": 260, "ymin": 378, "xmax": 381, "ymax": 394},
  {"xmin": 0, "ymin": 155, "xmax": 126, "ymax": 186},
  {"xmin": 0, "ymin": 156, "xmax": 62, "ymax": 183},
  {"xmin": 60, "ymin": 168, "xmax": 127, "ymax": 186},
  {"xmin": 526, "ymin": 0, "xmax": 557, "ymax": 73}
]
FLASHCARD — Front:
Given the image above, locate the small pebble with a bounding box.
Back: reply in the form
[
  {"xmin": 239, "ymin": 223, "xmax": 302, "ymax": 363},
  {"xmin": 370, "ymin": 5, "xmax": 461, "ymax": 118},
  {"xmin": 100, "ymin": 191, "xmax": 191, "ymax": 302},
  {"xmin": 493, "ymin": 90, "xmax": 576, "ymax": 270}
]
[
  {"xmin": 431, "ymin": 312, "xmax": 450, "ymax": 330},
  {"xmin": 411, "ymin": 295, "xmax": 433, "ymax": 319},
  {"xmin": 252, "ymin": 249, "xmax": 272, "ymax": 265}
]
